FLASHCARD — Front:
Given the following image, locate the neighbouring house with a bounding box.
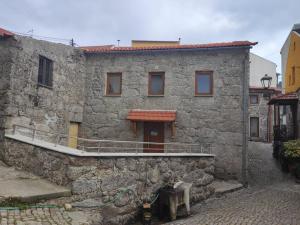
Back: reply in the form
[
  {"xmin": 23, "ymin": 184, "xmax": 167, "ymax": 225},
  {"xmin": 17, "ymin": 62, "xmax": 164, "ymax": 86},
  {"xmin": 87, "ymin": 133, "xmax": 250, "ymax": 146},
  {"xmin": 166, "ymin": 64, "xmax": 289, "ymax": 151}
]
[
  {"xmin": 0, "ymin": 27, "xmax": 257, "ymax": 223},
  {"xmin": 249, "ymin": 53, "xmax": 280, "ymax": 142},
  {"xmin": 269, "ymin": 23, "xmax": 300, "ymax": 142}
]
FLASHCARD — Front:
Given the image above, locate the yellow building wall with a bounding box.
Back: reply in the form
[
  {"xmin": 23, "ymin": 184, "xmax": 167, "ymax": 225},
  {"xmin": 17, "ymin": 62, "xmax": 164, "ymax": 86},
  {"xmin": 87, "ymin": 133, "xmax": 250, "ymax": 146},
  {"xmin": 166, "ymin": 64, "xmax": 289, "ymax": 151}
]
[
  {"xmin": 285, "ymin": 32, "xmax": 300, "ymax": 93},
  {"xmin": 132, "ymin": 40, "xmax": 180, "ymax": 47}
]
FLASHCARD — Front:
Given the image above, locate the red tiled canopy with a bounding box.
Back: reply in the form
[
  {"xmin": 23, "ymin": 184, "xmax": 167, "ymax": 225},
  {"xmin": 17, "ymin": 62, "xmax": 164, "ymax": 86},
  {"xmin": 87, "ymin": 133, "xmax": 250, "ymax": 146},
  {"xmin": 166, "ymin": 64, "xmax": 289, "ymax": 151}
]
[
  {"xmin": 127, "ymin": 110, "xmax": 176, "ymax": 122},
  {"xmin": 268, "ymin": 92, "xmax": 298, "ymax": 105}
]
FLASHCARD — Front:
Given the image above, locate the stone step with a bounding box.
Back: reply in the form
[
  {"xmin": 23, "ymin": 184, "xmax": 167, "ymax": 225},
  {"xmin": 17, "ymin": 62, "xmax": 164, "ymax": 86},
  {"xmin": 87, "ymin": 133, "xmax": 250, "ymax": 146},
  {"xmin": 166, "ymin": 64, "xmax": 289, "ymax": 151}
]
[
  {"xmin": 211, "ymin": 180, "xmax": 243, "ymax": 197},
  {"xmin": 0, "ymin": 163, "xmax": 71, "ymax": 203}
]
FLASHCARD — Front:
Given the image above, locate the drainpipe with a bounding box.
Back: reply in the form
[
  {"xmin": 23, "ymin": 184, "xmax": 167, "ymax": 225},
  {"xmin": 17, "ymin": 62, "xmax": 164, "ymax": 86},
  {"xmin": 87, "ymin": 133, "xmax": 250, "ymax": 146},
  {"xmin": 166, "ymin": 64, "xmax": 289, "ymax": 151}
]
[{"xmin": 241, "ymin": 50, "xmax": 249, "ymax": 186}]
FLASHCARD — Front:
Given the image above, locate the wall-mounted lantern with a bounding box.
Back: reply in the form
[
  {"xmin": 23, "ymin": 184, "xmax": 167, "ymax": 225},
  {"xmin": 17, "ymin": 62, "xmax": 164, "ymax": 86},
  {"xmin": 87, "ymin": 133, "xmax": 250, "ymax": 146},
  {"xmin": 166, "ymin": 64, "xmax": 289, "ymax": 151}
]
[{"xmin": 261, "ymin": 74, "xmax": 272, "ymax": 89}]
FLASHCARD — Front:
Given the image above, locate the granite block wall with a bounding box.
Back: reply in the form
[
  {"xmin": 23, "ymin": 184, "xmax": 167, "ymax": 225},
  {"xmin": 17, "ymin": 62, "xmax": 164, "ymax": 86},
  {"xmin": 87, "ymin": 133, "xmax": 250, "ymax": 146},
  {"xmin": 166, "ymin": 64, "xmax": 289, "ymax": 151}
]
[
  {"xmin": 2, "ymin": 138, "xmax": 215, "ymax": 225},
  {"xmin": 83, "ymin": 49, "xmax": 250, "ymax": 180},
  {"xmin": 1, "ymin": 35, "xmax": 86, "ymax": 138}
]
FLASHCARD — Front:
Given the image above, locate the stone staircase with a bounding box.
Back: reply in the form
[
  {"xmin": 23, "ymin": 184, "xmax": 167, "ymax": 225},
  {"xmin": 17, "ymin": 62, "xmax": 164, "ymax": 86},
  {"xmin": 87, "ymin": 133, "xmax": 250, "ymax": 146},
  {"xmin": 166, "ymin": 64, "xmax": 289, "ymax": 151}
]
[{"xmin": 0, "ymin": 161, "xmax": 71, "ymax": 203}]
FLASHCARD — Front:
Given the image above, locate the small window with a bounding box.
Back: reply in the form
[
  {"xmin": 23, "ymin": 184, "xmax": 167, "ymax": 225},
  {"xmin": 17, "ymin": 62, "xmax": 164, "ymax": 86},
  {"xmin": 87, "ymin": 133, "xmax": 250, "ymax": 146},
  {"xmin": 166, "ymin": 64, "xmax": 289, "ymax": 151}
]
[
  {"xmin": 106, "ymin": 73, "xmax": 122, "ymax": 96},
  {"xmin": 195, "ymin": 71, "xmax": 213, "ymax": 95},
  {"xmin": 250, "ymin": 95, "xmax": 259, "ymax": 104},
  {"xmin": 250, "ymin": 117, "xmax": 259, "ymax": 137},
  {"xmin": 148, "ymin": 72, "xmax": 165, "ymax": 96},
  {"xmin": 38, "ymin": 55, "xmax": 53, "ymax": 88}
]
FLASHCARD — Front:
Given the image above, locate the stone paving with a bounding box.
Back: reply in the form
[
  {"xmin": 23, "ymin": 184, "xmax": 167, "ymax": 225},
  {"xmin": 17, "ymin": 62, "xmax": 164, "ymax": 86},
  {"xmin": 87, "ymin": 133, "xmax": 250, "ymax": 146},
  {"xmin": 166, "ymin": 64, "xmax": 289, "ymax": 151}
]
[
  {"xmin": 0, "ymin": 207, "xmax": 72, "ymax": 225},
  {"xmin": 163, "ymin": 142, "xmax": 300, "ymax": 225}
]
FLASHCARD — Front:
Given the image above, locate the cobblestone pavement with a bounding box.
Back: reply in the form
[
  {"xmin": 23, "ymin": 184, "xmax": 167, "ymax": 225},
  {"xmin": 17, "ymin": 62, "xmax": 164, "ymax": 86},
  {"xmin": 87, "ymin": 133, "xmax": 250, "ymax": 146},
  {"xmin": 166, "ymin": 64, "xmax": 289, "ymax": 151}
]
[
  {"xmin": 164, "ymin": 142, "xmax": 300, "ymax": 225},
  {"xmin": 0, "ymin": 207, "xmax": 73, "ymax": 225},
  {"xmin": 164, "ymin": 183, "xmax": 300, "ymax": 225}
]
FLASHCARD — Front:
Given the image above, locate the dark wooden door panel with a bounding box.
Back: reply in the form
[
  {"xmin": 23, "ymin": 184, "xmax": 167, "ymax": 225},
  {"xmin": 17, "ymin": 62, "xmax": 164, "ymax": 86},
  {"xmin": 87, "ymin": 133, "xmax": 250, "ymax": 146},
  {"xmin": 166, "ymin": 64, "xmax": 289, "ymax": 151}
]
[{"xmin": 144, "ymin": 122, "xmax": 164, "ymax": 153}]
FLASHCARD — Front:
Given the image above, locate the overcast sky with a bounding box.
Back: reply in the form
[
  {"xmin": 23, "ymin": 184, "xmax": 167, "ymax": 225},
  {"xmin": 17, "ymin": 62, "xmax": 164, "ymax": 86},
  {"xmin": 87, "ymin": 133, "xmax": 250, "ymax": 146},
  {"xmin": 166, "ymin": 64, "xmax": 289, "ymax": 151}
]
[{"xmin": 1, "ymin": 0, "xmax": 300, "ymax": 73}]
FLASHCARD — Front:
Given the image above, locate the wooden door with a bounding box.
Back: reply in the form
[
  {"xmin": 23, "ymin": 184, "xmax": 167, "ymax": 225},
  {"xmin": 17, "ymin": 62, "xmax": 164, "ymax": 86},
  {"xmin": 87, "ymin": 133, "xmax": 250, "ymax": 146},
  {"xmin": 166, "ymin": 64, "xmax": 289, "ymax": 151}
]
[
  {"xmin": 144, "ymin": 122, "xmax": 164, "ymax": 153},
  {"xmin": 68, "ymin": 122, "xmax": 79, "ymax": 149}
]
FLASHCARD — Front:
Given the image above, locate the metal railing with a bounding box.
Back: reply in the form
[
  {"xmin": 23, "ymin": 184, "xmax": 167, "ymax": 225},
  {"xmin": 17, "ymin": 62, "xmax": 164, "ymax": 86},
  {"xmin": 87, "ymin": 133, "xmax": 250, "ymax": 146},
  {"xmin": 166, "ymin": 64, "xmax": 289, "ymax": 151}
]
[{"xmin": 8, "ymin": 124, "xmax": 212, "ymax": 154}]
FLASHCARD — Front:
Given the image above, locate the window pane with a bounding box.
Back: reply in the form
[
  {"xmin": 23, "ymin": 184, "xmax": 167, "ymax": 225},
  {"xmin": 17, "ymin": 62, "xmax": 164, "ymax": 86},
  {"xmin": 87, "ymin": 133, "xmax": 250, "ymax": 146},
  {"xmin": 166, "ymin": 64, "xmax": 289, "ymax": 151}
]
[
  {"xmin": 250, "ymin": 95, "xmax": 258, "ymax": 104},
  {"xmin": 196, "ymin": 74, "xmax": 211, "ymax": 94},
  {"xmin": 150, "ymin": 74, "xmax": 164, "ymax": 95},
  {"xmin": 107, "ymin": 74, "xmax": 121, "ymax": 94},
  {"xmin": 250, "ymin": 117, "xmax": 259, "ymax": 137}
]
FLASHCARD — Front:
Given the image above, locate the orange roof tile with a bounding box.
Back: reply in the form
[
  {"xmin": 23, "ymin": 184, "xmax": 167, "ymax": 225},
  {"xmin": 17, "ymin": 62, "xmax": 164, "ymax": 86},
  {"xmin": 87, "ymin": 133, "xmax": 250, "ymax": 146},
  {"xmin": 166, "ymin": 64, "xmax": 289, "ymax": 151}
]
[
  {"xmin": 0, "ymin": 27, "xmax": 14, "ymax": 37},
  {"xmin": 127, "ymin": 110, "xmax": 176, "ymax": 122},
  {"xmin": 268, "ymin": 92, "xmax": 298, "ymax": 105},
  {"xmin": 81, "ymin": 41, "xmax": 257, "ymax": 53}
]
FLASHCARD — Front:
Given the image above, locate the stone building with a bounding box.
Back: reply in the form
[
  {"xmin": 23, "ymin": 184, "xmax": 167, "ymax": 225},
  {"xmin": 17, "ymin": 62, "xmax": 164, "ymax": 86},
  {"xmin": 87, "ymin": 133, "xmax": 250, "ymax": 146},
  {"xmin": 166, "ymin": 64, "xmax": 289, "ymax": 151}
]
[
  {"xmin": 248, "ymin": 53, "xmax": 280, "ymax": 142},
  {"xmin": 0, "ymin": 28, "xmax": 257, "ymax": 182}
]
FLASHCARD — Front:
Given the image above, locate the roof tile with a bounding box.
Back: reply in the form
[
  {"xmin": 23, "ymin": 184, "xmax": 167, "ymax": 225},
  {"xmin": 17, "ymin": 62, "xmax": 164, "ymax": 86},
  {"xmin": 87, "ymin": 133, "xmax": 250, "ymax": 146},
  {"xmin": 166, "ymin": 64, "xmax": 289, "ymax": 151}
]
[
  {"xmin": 81, "ymin": 41, "xmax": 257, "ymax": 53},
  {"xmin": 127, "ymin": 110, "xmax": 176, "ymax": 122}
]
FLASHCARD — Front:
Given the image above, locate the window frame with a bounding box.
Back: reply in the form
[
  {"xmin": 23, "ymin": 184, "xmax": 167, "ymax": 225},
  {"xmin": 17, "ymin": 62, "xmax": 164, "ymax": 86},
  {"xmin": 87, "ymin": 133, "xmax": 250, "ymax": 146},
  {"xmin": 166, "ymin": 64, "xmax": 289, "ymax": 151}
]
[
  {"xmin": 148, "ymin": 72, "xmax": 165, "ymax": 96},
  {"xmin": 105, "ymin": 72, "xmax": 122, "ymax": 96},
  {"xmin": 195, "ymin": 71, "xmax": 213, "ymax": 96},
  {"xmin": 249, "ymin": 94, "xmax": 259, "ymax": 104},
  {"xmin": 38, "ymin": 55, "xmax": 53, "ymax": 89},
  {"xmin": 250, "ymin": 117, "xmax": 259, "ymax": 138}
]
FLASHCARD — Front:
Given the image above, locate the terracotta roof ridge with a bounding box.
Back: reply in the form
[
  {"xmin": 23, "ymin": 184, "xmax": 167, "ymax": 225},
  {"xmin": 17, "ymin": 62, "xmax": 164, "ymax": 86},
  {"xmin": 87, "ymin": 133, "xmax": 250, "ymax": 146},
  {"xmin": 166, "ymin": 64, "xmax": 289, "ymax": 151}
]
[
  {"xmin": 0, "ymin": 27, "xmax": 14, "ymax": 37},
  {"xmin": 81, "ymin": 41, "xmax": 258, "ymax": 53}
]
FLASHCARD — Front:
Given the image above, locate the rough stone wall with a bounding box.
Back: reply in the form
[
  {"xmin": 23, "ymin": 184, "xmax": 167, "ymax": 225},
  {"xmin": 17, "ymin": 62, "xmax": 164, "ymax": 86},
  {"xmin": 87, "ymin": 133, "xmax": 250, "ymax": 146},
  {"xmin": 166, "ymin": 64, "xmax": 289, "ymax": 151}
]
[
  {"xmin": 249, "ymin": 91, "xmax": 274, "ymax": 142},
  {"xmin": 83, "ymin": 48, "xmax": 250, "ymax": 180},
  {"xmin": 3, "ymin": 36, "xmax": 86, "ymax": 139},
  {"xmin": 3, "ymin": 138, "xmax": 215, "ymax": 225},
  {"xmin": 0, "ymin": 37, "xmax": 14, "ymax": 158}
]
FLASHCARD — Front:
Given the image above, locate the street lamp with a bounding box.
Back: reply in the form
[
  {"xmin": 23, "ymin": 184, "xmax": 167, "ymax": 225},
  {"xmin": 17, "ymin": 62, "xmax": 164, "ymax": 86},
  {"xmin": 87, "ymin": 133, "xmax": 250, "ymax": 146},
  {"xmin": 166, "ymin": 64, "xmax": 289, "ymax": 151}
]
[{"xmin": 261, "ymin": 74, "xmax": 272, "ymax": 89}]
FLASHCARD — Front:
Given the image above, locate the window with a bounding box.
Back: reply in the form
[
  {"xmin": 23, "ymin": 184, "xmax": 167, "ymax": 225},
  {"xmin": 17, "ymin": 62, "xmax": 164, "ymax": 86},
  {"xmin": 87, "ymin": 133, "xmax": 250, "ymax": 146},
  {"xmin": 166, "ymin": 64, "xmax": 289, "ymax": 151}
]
[
  {"xmin": 195, "ymin": 71, "xmax": 213, "ymax": 95},
  {"xmin": 38, "ymin": 55, "xmax": 53, "ymax": 87},
  {"xmin": 106, "ymin": 73, "xmax": 122, "ymax": 96},
  {"xmin": 250, "ymin": 117, "xmax": 259, "ymax": 137},
  {"xmin": 250, "ymin": 95, "xmax": 259, "ymax": 104},
  {"xmin": 148, "ymin": 72, "xmax": 165, "ymax": 95}
]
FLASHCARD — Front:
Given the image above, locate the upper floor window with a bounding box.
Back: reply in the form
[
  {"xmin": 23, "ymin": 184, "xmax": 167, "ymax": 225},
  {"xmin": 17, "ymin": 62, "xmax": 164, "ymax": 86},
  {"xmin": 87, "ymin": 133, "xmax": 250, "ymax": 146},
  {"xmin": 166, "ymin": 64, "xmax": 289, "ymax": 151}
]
[
  {"xmin": 195, "ymin": 71, "xmax": 213, "ymax": 96},
  {"xmin": 106, "ymin": 73, "xmax": 122, "ymax": 96},
  {"xmin": 148, "ymin": 72, "xmax": 165, "ymax": 96},
  {"xmin": 38, "ymin": 55, "xmax": 53, "ymax": 88},
  {"xmin": 250, "ymin": 95, "xmax": 259, "ymax": 104}
]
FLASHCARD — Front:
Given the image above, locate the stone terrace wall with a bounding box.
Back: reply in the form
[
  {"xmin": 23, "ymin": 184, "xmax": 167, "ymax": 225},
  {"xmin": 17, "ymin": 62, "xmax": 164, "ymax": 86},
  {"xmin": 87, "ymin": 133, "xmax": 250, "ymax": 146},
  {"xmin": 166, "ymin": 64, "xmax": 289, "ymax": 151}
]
[
  {"xmin": 83, "ymin": 48, "xmax": 250, "ymax": 181},
  {"xmin": 3, "ymin": 36, "xmax": 86, "ymax": 138},
  {"xmin": 2, "ymin": 138, "xmax": 215, "ymax": 225}
]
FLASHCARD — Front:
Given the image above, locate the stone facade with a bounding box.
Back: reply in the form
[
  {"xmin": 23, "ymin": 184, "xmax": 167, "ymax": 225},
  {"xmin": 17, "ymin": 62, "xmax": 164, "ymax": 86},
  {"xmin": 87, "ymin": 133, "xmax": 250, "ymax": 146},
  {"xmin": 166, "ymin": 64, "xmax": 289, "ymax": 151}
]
[
  {"xmin": 0, "ymin": 35, "xmax": 86, "ymax": 139},
  {"xmin": 0, "ymin": 34, "xmax": 253, "ymax": 181},
  {"xmin": 249, "ymin": 88, "xmax": 279, "ymax": 142},
  {"xmin": 84, "ymin": 49, "xmax": 250, "ymax": 180},
  {"xmin": 0, "ymin": 36, "xmax": 14, "ymax": 159},
  {"xmin": 2, "ymin": 138, "xmax": 215, "ymax": 225}
]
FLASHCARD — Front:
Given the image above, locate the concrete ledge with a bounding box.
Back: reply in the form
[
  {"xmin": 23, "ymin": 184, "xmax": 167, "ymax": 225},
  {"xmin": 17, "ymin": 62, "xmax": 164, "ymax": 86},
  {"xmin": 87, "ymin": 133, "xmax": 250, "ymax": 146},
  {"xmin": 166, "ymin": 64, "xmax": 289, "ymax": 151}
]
[
  {"xmin": 5, "ymin": 134, "xmax": 215, "ymax": 158},
  {"xmin": 0, "ymin": 165, "xmax": 71, "ymax": 203}
]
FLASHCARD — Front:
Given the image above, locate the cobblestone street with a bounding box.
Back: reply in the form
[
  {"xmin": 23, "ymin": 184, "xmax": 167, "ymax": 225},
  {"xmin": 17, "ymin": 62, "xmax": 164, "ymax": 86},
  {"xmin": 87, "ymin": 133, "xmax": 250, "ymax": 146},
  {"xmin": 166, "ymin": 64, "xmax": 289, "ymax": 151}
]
[
  {"xmin": 0, "ymin": 207, "xmax": 72, "ymax": 225},
  {"xmin": 164, "ymin": 142, "xmax": 300, "ymax": 225}
]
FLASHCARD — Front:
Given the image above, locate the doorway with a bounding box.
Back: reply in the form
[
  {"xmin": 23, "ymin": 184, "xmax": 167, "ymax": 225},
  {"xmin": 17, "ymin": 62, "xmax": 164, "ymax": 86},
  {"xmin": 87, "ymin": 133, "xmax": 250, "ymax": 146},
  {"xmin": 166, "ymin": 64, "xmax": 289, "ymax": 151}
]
[
  {"xmin": 143, "ymin": 122, "xmax": 164, "ymax": 153},
  {"xmin": 68, "ymin": 122, "xmax": 79, "ymax": 149}
]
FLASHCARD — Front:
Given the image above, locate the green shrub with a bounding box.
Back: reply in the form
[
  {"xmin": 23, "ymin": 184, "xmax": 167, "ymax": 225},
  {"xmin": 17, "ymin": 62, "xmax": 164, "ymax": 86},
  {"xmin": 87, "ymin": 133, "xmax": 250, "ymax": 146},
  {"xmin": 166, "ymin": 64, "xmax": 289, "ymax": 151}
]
[{"xmin": 283, "ymin": 140, "xmax": 300, "ymax": 158}]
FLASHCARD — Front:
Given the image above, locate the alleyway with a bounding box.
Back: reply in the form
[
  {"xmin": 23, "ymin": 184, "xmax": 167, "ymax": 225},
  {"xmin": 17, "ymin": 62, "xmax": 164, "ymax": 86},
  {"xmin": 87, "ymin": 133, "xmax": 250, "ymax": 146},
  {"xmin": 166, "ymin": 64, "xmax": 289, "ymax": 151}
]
[{"xmin": 164, "ymin": 142, "xmax": 300, "ymax": 225}]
